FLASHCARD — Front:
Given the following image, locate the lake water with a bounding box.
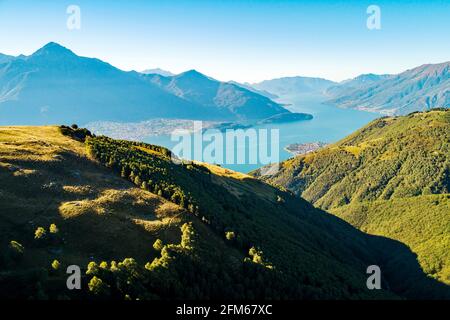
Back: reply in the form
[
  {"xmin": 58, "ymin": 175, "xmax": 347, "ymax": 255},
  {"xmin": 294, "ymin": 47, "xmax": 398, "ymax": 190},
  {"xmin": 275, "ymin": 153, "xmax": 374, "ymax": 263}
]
[{"xmin": 144, "ymin": 93, "xmax": 379, "ymax": 173}]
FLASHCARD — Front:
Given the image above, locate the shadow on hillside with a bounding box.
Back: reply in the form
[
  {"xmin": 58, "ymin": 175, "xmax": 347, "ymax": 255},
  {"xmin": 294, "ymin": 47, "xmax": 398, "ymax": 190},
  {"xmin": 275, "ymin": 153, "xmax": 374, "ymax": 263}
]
[
  {"xmin": 305, "ymin": 204, "xmax": 450, "ymax": 299},
  {"xmin": 212, "ymin": 173, "xmax": 450, "ymax": 299},
  {"xmin": 1, "ymin": 149, "xmax": 449, "ymax": 300}
]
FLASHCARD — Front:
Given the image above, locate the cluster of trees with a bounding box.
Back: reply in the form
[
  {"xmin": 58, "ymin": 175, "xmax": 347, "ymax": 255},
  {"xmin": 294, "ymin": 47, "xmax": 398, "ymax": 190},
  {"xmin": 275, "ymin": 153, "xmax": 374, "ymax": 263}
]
[
  {"xmin": 76, "ymin": 222, "xmax": 309, "ymax": 300},
  {"xmin": 86, "ymin": 136, "xmax": 200, "ymax": 215},
  {"xmin": 1, "ymin": 223, "xmax": 60, "ymax": 269},
  {"xmin": 0, "ymin": 223, "xmax": 65, "ymax": 299},
  {"xmin": 60, "ymin": 124, "xmax": 93, "ymax": 142},
  {"xmin": 246, "ymin": 247, "xmax": 273, "ymax": 269},
  {"xmin": 84, "ymin": 135, "xmax": 274, "ymax": 253},
  {"xmin": 34, "ymin": 224, "xmax": 61, "ymax": 246}
]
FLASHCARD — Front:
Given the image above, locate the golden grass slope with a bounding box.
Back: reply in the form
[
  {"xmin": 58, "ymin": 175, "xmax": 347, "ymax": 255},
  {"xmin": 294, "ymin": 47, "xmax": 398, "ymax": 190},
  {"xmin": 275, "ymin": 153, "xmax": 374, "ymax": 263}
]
[{"xmin": 0, "ymin": 126, "xmax": 187, "ymax": 267}]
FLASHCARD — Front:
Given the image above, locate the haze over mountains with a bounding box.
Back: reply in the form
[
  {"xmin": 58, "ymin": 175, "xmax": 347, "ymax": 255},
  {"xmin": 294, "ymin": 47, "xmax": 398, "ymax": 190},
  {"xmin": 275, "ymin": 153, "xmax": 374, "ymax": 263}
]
[
  {"xmin": 252, "ymin": 76, "xmax": 337, "ymax": 97},
  {"xmin": 140, "ymin": 68, "xmax": 174, "ymax": 77},
  {"xmin": 325, "ymin": 74, "xmax": 392, "ymax": 100},
  {"xmin": 325, "ymin": 63, "xmax": 450, "ymax": 115},
  {"xmin": 0, "ymin": 43, "xmax": 297, "ymax": 126},
  {"xmin": 0, "ymin": 42, "xmax": 447, "ymax": 127},
  {"xmin": 141, "ymin": 71, "xmax": 291, "ymax": 121},
  {"xmin": 0, "ymin": 43, "xmax": 209, "ymax": 125},
  {"xmin": 227, "ymin": 81, "xmax": 279, "ymax": 100},
  {"xmin": 0, "ymin": 54, "xmax": 15, "ymax": 64},
  {"xmin": 248, "ymin": 63, "xmax": 448, "ymax": 116}
]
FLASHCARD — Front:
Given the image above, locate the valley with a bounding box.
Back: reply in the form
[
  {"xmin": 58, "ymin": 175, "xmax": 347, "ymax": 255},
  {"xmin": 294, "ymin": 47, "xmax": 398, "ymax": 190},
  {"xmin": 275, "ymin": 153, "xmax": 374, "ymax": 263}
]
[{"xmin": 144, "ymin": 94, "xmax": 378, "ymax": 173}]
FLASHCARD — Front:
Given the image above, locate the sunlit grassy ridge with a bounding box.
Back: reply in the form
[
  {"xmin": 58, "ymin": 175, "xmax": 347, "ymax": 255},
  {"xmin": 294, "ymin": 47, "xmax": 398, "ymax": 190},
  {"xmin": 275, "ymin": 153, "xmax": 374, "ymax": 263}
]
[
  {"xmin": 0, "ymin": 127, "xmax": 194, "ymax": 298},
  {"xmin": 1, "ymin": 125, "xmax": 448, "ymax": 300},
  {"xmin": 255, "ymin": 109, "xmax": 450, "ymax": 285}
]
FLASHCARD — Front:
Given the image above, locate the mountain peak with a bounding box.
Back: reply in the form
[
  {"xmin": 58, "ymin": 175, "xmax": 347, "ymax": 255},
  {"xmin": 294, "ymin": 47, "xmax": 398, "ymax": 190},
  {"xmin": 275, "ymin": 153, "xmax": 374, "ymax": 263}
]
[
  {"xmin": 179, "ymin": 69, "xmax": 208, "ymax": 78},
  {"xmin": 31, "ymin": 42, "xmax": 76, "ymax": 58}
]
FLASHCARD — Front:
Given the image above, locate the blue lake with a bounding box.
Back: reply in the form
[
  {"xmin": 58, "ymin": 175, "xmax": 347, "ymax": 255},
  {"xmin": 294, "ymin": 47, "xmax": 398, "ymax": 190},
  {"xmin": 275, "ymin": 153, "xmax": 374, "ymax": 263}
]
[{"xmin": 144, "ymin": 93, "xmax": 379, "ymax": 173}]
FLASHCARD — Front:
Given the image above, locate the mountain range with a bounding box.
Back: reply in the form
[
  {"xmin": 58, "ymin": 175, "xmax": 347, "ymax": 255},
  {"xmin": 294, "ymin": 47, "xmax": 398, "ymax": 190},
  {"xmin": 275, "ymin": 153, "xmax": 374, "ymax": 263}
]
[
  {"xmin": 245, "ymin": 63, "xmax": 449, "ymax": 116},
  {"xmin": 1, "ymin": 42, "xmax": 447, "ymax": 125},
  {"xmin": 324, "ymin": 74, "xmax": 392, "ymax": 99},
  {"xmin": 140, "ymin": 70, "xmax": 295, "ymax": 121},
  {"xmin": 251, "ymin": 76, "xmax": 337, "ymax": 97},
  {"xmin": 324, "ymin": 63, "xmax": 449, "ymax": 115},
  {"xmin": 0, "ymin": 43, "xmax": 300, "ymax": 126}
]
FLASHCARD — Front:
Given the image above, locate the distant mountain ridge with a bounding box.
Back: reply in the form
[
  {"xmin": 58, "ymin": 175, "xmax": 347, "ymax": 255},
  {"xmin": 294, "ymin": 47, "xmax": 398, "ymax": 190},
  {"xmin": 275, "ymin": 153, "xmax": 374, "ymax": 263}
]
[
  {"xmin": 0, "ymin": 43, "xmax": 211, "ymax": 125},
  {"xmin": 325, "ymin": 62, "xmax": 450, "ymax": 115},
  {"xmin": 0, "ymin": 54, "xmax": 15, "ymax": 64},
  {"xmin": 227, "ymin": 81, "xmax": 279, "ymax": 100},
  {"xmin": 251, "ymin": 76, "xmax": 337, "ymax": 97},
  {"xmin": 249, "ymin": 64, "xmax": 449, "ymax": 116},
  {"xmin": 325, "ymin": 74, "xmax": 392, "ymax": 98},
  {"xmin": 141, "ymin": 70, "xmax": 300, "ymax": 121},
  {"xmin": 0, "ymin": 42, "xmax": 296, "ymax": 125},
  {"xmin": 140, "ymin": 68, "xmax": 174, "ymax": 77}
]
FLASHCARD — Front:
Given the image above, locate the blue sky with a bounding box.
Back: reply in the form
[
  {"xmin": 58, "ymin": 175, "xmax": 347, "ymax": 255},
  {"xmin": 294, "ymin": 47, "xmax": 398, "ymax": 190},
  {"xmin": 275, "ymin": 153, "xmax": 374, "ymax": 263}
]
[{"xmin": 0, "ymin": 0, "xmax": 449, "ymax": 82}]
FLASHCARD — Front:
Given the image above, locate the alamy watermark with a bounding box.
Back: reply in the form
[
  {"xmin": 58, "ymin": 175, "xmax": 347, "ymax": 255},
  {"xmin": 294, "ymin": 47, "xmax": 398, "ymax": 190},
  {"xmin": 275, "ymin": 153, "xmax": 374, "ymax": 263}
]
[
  {"xmin": 65, "ymin": 263, "xmax": 383, "ymax": 291},
  {"xmin": 366, "ymin": 265, "xmax": 382, "ymax": 290},
  {"xmin": 367, "ymin": 5, "xmax": 381, "ymax": 30},
  {"xmin": 170, "ymin": 121, "xmax": 280, "ymax": 174},
  {"xmin": 66, "ymin": 5, "xmax": 81, "ymax": 30},
  {"xmin": 66, "ymin": 265, "xmax": 81, "ymax": 290}
]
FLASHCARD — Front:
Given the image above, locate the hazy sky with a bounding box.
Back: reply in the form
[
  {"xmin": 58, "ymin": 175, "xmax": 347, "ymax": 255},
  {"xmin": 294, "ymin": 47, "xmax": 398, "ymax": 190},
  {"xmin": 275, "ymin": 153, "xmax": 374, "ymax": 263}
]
[{"xmin": 0, "ymin": 0, "xmax": 449, "ymax": 83}]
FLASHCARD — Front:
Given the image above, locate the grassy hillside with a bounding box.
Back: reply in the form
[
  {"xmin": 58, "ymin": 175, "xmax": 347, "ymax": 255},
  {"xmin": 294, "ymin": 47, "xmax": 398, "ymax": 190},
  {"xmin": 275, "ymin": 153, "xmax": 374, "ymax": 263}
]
[
  {"xmin": 254, "ymin": 109, "xmax": 450, "ymax": 285},
  {"xmin": 0, "ymin": 126, "xmax": 448, "ymax": 300},
  {"xmin": 331, "ymin": 195, "xmax": 449, "ymax": 285}
]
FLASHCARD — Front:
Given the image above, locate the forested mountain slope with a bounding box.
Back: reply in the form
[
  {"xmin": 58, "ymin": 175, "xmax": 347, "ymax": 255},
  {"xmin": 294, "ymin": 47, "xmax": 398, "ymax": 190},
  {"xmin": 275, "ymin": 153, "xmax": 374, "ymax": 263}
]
[
  {"xmin": 0, "ymin": 125, "xmax": 448, "ymax": 300},
  {"xmin": 253, "ymin": 109, "xmax": 450, "ymax": 285}
]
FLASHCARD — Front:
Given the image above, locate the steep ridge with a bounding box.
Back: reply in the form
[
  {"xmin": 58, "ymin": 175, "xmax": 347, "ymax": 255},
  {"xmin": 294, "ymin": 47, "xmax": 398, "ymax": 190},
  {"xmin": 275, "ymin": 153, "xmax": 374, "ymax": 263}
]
[
  {"xmin": 325, "ymin": 74, "xmax": 392, "ymax": 99},
  {"xmin": 253, "ymin": 109, "xmax": 450, "ymax": 286},
  {"xmin": 325, "ymin": 62, "xmax": 449, "ymax": 115}
]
